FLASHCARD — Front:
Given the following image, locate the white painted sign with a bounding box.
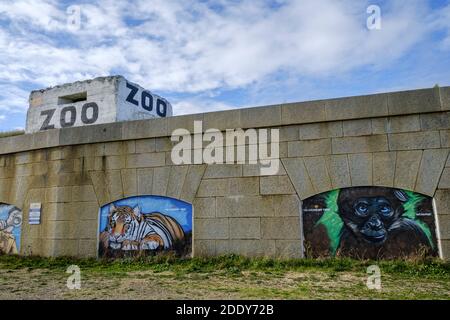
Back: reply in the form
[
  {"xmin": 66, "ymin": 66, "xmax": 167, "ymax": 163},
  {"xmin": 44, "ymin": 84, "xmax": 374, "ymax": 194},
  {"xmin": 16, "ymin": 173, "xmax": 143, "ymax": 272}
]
[
  {"xmin": 29, "ymin": 203, "xmax": 42, "ymax": 225},
  {"xmin": 25, "ymin": 76, "xmax": 173, "ymax": 134}
]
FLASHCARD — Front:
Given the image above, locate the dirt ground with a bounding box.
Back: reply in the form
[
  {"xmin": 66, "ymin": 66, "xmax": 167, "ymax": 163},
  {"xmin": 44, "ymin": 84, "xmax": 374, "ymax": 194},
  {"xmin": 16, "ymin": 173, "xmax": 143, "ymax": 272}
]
[{"xmin": 0, "ymin": 267, "xmax": 448, "ymax": 300}]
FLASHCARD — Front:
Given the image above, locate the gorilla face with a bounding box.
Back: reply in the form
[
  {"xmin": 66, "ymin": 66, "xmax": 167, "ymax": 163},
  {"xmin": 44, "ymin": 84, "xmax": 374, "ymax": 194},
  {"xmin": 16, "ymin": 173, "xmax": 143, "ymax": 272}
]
[
  {"xmin": 337, "ymin": 188, "xmax": 407, "ymax": 245},
  {"xmin": 352, "ymin": 196, "xmax": 394, "ymax": 243}
]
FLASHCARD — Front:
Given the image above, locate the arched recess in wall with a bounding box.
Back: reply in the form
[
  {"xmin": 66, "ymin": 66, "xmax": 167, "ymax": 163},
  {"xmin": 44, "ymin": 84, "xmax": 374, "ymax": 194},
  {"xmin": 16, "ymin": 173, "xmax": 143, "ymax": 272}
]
[
  {"xmin": 301, "ymin": 186, "xmax": 440, "ymax": 260},
  {"xmin": 0, "ymin": 203, "xmax": 23, "ymax": 255},
  {"xmin": 97, "ymin": 195, "xmax": 193, "ymax": 259}
]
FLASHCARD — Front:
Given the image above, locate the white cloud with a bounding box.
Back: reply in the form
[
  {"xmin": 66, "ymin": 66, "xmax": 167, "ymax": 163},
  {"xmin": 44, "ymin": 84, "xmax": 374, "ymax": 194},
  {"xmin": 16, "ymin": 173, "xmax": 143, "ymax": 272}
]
[{"xmin": 0, "ymin": 0, "xmax": 447, "ymax": 118}]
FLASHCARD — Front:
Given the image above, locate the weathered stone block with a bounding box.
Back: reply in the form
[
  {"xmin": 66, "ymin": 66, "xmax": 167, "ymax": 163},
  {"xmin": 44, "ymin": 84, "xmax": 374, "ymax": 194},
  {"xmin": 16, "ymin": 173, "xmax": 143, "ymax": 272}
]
[
  {"xmin": 152, "ymin": 167, "xmax": 170, "ymax": 196},
  {"xmin": 325, "ymin": 155, "xmax": 351, "ymax": 189},
  {"xmin": 166, "ymin": 165, "xmax": 189, "ymax": 199},
  {"xmin": 394, "ymin": 151, "xmax": 422, "ymax": 191},
  {"xmin": 203, "ymin": 109, "xmax": 241, "ymax": 131},
  {"xmin": 373, "ymin": 152, "xmax": 396, "ymax": 187},
  {"xmin": 388, "ymin": 87, "xmax": 441, "ymax": 115},
  {"xmin": 193, "ymin": 197, "xmax": 216, "ymax": 218},
  {"xmin": 389, "ymin": 131, "xmax": 441, "ymax": 151},
  {"xmin": 228, "ymin": 239, "xmax": 276, "ymax": 257},
  {"xmin": 135, "ymin": 139, "xmax": 156, "ymax": 153},
  {"xmin": 229, "ymin": 218, "xmax": 260, "ymax": 239},
  {"xmin": 179, "ymin": 165, "xmax": 206, "ymax": 202},
  {"xmin": 281, "ymin": 100, "xmax": 326, "ymax": 125},
  {"xmin": 438, "ymin": 168, "xmax": 450, "ymax": 189},
  {"xmin": 204, "ymin": 164, "xmax": 242, "ymax": 179},
  {"xmin": 126, "ymin": 152, "xmax": 165, "ymax": 168},
  {"xmin": 304, "ymin": 156, "xmax": 332, "ymax": 194},
  {"xmin": 122, "ymin": 118, "xmax": 168, "ymax": 140},
  {"xmin": 420, "ymin": 112, "xmax": 450, "ymax": 131},
  {"xmin": 332, "ymin": 135, "xmax": 388, "ymax": 154},
  {"xmin": 261, "ymin": 217, "xmax": 300, "ymax": 240},
  {"xmin": 194, "ymin": 218, "xmax": 229, "ymax": 239},
  {"xmin": 343, "ymin": 119, "xmax": 372, "ymax": 136},
  {"xmin": 193, "ymin": 240, "xmax": 215, "ymax": 256},
  {"xmin": 325, "ymin": 93, "xmax": 388, "ymax": 121},
  {"xmin": 72, "ymin": 185, "xmax": 97, "ymax": 202},
  {"xmin": 282, "ymin": 158, "xmax": 315, "ymax": 200},
  {"xmin": 349, "ymin": 153, "xmax": 373, "ymax": 186},
  {"xmin": 121, "ymin": 168, "xmax": 137, "ymax": 197},
  {"xmin": 216, "ymin": 196, "xmax": 274, "ymax": 218},
  {"xmin": 288, "ymin": 139, "xmax": 331, "ymax": 157},
  {"xmin": 78, "ymin": 239, "xmax": 97, "ymax": 258},
  {"xmin": 298, "ymin": 121, "xmax": 343, "ymax": 140},
  {"xmin": 415, "ymin": 149, "xmax": 448, "ymax": 196},
  {"xmin": 275, "ymin": 240, "xmax": 303, "ymax": 258},
  {"xmin": 260, "ymin": 175, "xmax": 295, "ymax": 195},
  {"xmin": 388, "ymin": 115, "xmax": 421, "ymax": 133}
]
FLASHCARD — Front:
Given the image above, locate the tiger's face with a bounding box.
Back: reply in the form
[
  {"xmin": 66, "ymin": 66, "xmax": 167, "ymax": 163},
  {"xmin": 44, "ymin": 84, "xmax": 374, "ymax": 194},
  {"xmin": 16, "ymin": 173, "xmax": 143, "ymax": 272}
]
[{"xmin": 107, "ymin": 205, "xmax": 140, "ymax": 249}]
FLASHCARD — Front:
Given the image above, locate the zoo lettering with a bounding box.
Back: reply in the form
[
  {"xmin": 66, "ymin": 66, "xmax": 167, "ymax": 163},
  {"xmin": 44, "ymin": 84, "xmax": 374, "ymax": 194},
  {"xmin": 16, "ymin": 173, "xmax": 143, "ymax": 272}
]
[{"xmin": 39, "ymin": 82, "xmax": 168, "ymax": 131}]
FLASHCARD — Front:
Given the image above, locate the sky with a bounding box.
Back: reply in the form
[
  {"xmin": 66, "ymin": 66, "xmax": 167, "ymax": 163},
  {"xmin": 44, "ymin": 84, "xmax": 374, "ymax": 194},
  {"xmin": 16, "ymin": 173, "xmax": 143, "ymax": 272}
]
[{"xmin": 0, "ymin": 0, "xmax": 450, "ymax": 131}]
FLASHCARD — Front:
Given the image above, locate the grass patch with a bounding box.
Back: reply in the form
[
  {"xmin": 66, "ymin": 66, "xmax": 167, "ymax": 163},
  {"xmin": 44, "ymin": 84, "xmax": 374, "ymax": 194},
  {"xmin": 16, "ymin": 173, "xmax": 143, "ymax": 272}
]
[{"xmin": 0, "ymin": 254, "xmax": 448, "ymax": 279}]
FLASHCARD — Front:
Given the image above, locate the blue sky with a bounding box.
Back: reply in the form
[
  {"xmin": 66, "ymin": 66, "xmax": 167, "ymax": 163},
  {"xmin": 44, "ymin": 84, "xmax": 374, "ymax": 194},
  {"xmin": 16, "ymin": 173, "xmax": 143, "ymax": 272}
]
[{"xmin": 0, "ymin": 0, "xmax": 450, "ymax": 132}]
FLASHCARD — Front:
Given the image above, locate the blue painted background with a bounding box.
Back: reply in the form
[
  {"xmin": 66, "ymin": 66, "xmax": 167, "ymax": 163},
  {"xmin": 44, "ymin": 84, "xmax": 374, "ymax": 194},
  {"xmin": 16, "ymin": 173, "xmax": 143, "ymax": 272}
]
[
  {"xmin": 0, "ymin": 204, "xmax": 21, "ymax": 251},
  {"xmin": 99, "ymin": 196, "xmax": 192, "ymax": 234}
]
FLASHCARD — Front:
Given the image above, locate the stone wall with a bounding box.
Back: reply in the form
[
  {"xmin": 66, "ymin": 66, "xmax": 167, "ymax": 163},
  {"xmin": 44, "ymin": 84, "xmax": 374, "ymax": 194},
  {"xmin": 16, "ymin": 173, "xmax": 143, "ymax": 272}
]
[{"xmin": 1, "ymin": 85, "xmax": 450, "ymax": 259}]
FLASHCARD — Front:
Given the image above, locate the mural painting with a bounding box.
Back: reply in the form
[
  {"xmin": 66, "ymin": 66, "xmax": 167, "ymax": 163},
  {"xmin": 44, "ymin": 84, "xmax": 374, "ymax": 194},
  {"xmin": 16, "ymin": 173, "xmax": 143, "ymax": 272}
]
[
  {"xmin": 302, "ymin": 187, "xmax": 439, "ymax": 259},
  {"xmin": 0, "ymin": 203, "xmax": 22, "ymax": 255},
  {"xmin": 98, "ymin": 196, "xmax": 192, "ymax": 258}
]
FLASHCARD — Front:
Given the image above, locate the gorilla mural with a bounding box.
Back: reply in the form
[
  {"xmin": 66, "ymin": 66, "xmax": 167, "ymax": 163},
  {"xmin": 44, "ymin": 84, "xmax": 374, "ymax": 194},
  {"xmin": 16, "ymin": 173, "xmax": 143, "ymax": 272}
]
[{"xmin": 302, "ymin": 187, "xmax": 438, "ymax": 259}]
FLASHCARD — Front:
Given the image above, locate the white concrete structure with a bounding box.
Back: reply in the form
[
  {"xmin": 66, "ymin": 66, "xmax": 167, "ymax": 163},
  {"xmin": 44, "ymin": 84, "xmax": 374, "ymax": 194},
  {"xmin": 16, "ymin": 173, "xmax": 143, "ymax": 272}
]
[{"xmin": 26, "ymin": 76, "xmax": 173, "ymax": 134}]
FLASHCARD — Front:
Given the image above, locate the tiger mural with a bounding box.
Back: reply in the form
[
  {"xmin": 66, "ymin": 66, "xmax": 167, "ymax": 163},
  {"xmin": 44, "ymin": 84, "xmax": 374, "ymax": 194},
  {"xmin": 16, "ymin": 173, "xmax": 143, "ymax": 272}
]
[{"xmin": 99, "ymin": 204, "xmax": 185, "ymax": 255}]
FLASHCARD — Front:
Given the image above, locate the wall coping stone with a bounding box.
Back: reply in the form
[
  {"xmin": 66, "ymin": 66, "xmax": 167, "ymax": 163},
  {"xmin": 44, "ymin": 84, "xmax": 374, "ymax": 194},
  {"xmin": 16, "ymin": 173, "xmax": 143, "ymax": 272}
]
[{"xmin": 0, "ymin": 85, "xmax": 448, "ymax": 156}]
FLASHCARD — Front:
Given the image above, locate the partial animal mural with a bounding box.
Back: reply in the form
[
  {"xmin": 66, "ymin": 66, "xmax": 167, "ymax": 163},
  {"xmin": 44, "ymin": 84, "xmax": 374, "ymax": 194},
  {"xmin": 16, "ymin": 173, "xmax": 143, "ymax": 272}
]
[
  {"xmin": 302, "ymin": 187, "xmax": 439, "ymax": 259},
  {"xmin": 0, "ymin": 203, "xmax": 22, "ymax": 255},
  {"xmin": 98, "ymin": 196, "xmax": 192, "ymax": 258}
]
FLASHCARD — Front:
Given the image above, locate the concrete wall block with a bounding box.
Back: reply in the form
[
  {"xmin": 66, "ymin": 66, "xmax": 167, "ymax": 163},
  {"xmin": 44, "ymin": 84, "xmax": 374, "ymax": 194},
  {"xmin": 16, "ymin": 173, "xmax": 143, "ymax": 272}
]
[
  {"xmin": 438, "ymin": 216, "xmax": 450, "ymax": 240},
  {"xmin": 438, "ymin": 168, "xmax": 450, "ymax": 189},
  {"xmin": 288, "ymin": 139, "xmax": 331, "ymax": 157},
  {"xmin": 59, "ymin": 123, "xmax": 123, "ymax": 146},
  {"xmin": 193, "ymin": 197, "xmax": 216, "ymax": 218},
  {"xmin": 388, "ymin": 87, "xmax": 441, "ymax": 115},
  {"xmin": 197, "ymin": 177, "xmax": 259, "ymax": 197},
  {"xmin": 298, "ymin": 121, "xmax": 343, "ymax": 140},
  {"xmin": 371, "ymin": 118, "xmax": 388, "ymax": 134},
  {"xmin": 152, "ymin": 167, "xmax": 170, "ymax": 196},
  {"xmin": 349, "ymin": 153, "xmax": 373, "ymax": 186},
  {"xmin": 77, "ymin": 219, "xmax": 98, "ymax": 240},
  {"xmin": 343, "ymin": 119, "xmax": 372, "ymax": 137},
  {"xmin": 167, "ymin": 114, "xmax": 204, "ymax": 134},
  {"xmin": 275, "ymin": 240, "xmax": 303, "ymax": 258},
  {"xmin": 440, "ymin": 240, "xmax": 450, "ymax": 260},
  {"xmin": 229, "ymin": 217, "xmax": 260, "ymax": 239},
  {"xmin": 281, "ymin": 100, "xmax": 326, "ymax": 125},
  {"xmin": 126, "ymin": 152, "xmax": 165, "ymax": 168},
  {"xmin": 155, "ymin": 137, "xmax": 172, "ymax": 152},
  {"xmin": 441, "ymin": 86, "xmax": 450, "ymax": 111},
  {"xmin": 420, "ymin": 112, "xmax": 450, "ymax": 131},
  {"xmin": 242, "ymin": 162, "xmax": 286, "ymax": 177},
  {"xmin": 136, "ymin": 138, "xmax": 156, "ymax": 154},
  {"xmin": 388, "ymin": 115, "xmax": 421, "ymax": 133},
  {"xmin": 372, "ymin": 152, "xmax": 396, "ymax": 187},
  {"xmin": 203, "ymin": 109, "xmax": 241, "ymax": 131},
  {"xmin": 415, "ymin": 149, "xmax": 449, "ymax": 196},
  {"xmin": 389, "ymin": 131, "xmax": 441, "ymax": 151},
  {"xmin": 194, "ymin": 218, "xmax": 229, "ymax": 239},
  {"xmin": 261, "ymin": 217, "xmax": 301, "ymax": 240},
  {"xmin": 75, "ymin": 201, "xmax": 100, "ymax": 221},
  {"xmin": 325, "ymin": 155, "xmax": 352, "ymax": 190},
  {"xmin": 332, "ymin": 135, "xmax": 388, "ymax": 154},
  {"xmin": 304, "ymin": 156, "xmax": 332, "ymax": 194},
  {"xmin": 272, "ymin": 195, "xmax": 301, "ymax": 217},
  {"xmin": 282, "ymin": 158, "xmax": 315, "ymax": 200},
  {"xmin": 228, "ymin": 239, "xmax": 276, "ymax": 257},
  {"xmin": 180, "ymin": 165, "xmax": 206, "ymax": 203},
  {"xmin": 394, "ymin": 150, "xmax": 422, "ymax": 191},
  {"xmin": 279, "ymin": 125, "xmax": 300, "ymax": 142},
  {"xmin": 137, "ymin": 168, "xmax": 153, "ymax": 195},
  {"xmin": 435, "ymin": 189, "xmax": 450, "ymax": 215},
  {"xmin": 45, "ymin": 186, "xmax": 72, "ymax": 203},
  {"xmin": 122, "ymin": 118, "xmax": 168, "ymax": 140},
  {"xmin": 260, "ymin": 175, "xmax": 296, "ymax": 195},
  {"xmin": 193, "ymin": 240, "xmax": 216, "ymax": 257},
  {"xmin": 440, "ymin": 130, "xmax": 450, "ymax": 148},
  {"xmin": 216, "ymin": 196, "xmax": 275, "ymax": 218},
  {"xmin": 204, "ymin": 164, "xmax": 242, "ymax": 179},
  {"xmin": 72, "ymin": 185, "xmax": 97, "ymax": 202},
  {"xmin": 89, "ymin": 171, "xmax": 108, "ymax": 206},
  {"xmin": 78, "ymin": 239, "xmax": 97, "ymax": 258},
  {"xmin": 105, "ymin": 170, "xmax": 123, "ymax": 203},
  {"xmin": 121, "ymin": 168, "xmax": 137, "ymax": 197},
  {"xmin": 50, "ymin": 239, "xmax": 79, "ymax": 257},
  {"xmin": 325, "ymin": 93, "xmax": 388, "ymax": 121},
  {"xmin": 166, "ymin": 165, "xmax": 189, "ymax": 199}
]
